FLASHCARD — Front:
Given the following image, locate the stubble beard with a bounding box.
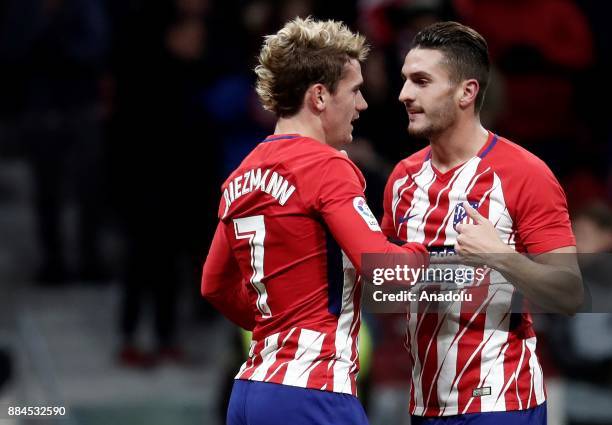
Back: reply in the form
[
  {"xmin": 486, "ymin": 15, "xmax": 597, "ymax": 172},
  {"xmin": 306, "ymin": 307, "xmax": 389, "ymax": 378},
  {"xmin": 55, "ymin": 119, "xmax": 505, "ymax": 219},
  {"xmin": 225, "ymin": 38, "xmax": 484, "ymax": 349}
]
[{"xmin": 408, "ymin": 99, "xmax": 457, "ymax": 140}]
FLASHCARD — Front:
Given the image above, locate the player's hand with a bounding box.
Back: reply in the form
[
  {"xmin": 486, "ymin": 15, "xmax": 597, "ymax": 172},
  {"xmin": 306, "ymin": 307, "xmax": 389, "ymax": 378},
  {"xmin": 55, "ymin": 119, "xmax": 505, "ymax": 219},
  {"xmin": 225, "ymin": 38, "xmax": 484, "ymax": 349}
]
[{"xmin": 453, "ymin": 202, "xmax": 513, "ymax": 266}]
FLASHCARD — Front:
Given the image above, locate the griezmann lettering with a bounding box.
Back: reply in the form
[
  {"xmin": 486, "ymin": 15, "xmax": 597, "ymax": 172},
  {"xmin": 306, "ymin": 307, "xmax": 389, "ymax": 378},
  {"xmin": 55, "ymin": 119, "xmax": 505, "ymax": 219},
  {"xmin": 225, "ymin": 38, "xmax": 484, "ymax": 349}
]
[{"xmin": 222, "ymin": 168, "xmax": 296, "ymax": 218}]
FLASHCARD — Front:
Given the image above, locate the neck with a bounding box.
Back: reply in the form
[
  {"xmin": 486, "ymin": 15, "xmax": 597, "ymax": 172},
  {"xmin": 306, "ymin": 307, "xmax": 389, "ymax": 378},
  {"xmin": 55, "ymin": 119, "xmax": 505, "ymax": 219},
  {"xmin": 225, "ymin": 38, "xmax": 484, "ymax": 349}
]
[
  {"xmin": 274, "ymin": 111, "xmax": 326, "ymax": 145},
  {"xmin": 429, "ymin": 117, "xmax": 489, "ymax": 173}
]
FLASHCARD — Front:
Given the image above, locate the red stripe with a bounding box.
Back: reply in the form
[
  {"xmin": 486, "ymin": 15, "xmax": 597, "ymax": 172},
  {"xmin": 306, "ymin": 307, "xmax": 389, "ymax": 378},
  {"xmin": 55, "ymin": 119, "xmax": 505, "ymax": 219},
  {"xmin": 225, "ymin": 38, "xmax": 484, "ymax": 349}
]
[
  {"xmin": 528, "ymin": 348, "xmax": 537, "ymax": 409},
  {"xmin": 396, "ymin": 184, "xmax": 418, "ymax": 238},
  {"xmin": 455, "ymin": 289, "xmax": 489, "ymax": 412},
  {"xmin": 437, "ymin": 291, "xmax": 500, "ymax": 415},
  {"xmin": 393, "ymin": 178, "xmax": 414, "ymax": 221},
  {"xmin": 305, "ymin": 332, "xmax": 335, "ymax": 390},
  {"xmin": 394, "ymin": 162, "xmax": 431, "ymax": 236},
  {"xmin": 472, "ymin": 170, "xmax": 493, "ymax": 220},
  {"xmin": 260, "ymin": 329, "xmax": 293, "ymax": 382},
  {"xmin": 513, "ymin": 340, "xmax": 531, "ymax": 409},
  {"xmin": 502, "ymin": 335, "xmax": 522, "ymax": 409},
  {"xmin": 518, "ymin": 341, "xmax": 534, "ymax": 408},
  {"xmin": 325, "ymin": 359, "xmax": 336, "ymax": 393},
  {"xmin": 420, "ymin": 177, "xmax": 452, "ymax": 246},
  {"xmin": 508, "ymin": 314, "xmax": 539, "ymax": 408},
  {"xmin": 432, "ymin": 164, "xmax": 493, "ymax": 247},
  {"xmin": 238, "ymin": 339, "xmax": 266, "ymax": 380},
  {"xmin": 417, "ymin": 312, "xmax": 440, "ymax": 415},
  {"xmin": 453, "ymin": 167, "xmax": 495, "ymax": 413},
  {"xmin": 262, "ymin": 329, "xmax": 301, "ymax": 384},
  {"xmin": 522, "ymin": 314, "xmax": 537, "ymax": 338}
]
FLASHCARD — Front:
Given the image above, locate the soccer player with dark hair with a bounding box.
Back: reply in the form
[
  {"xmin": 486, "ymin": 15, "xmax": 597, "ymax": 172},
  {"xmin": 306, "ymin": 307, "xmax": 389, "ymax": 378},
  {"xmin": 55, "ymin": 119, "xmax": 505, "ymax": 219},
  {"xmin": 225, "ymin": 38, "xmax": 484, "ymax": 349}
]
[
  {"xmin": 382, "ymin": 21, "xmax": 583, "ymax": 424},
  {"xmin": 201, "ymin": 17, "xmax": 427, "ymax": 425}
]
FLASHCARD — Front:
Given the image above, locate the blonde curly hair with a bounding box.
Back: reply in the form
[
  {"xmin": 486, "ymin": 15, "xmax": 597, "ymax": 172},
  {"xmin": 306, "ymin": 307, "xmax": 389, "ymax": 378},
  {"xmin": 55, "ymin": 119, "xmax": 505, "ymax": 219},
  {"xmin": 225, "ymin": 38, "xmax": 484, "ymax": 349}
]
[{"xmin": 255, "ymin": 16, "xmax": 369, "ymax": 117}]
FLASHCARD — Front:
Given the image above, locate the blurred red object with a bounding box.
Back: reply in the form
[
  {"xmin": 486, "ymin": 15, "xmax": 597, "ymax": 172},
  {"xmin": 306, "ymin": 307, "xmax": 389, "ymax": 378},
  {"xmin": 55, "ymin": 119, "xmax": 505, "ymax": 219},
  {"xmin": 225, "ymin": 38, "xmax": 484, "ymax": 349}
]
[
  {"xmin": 454, "ymin": 0, "xmax": 594, "ymax": 142},
  {"xmin": 564, "ymin": 170, "xmax": 608, "ymax": 213}
]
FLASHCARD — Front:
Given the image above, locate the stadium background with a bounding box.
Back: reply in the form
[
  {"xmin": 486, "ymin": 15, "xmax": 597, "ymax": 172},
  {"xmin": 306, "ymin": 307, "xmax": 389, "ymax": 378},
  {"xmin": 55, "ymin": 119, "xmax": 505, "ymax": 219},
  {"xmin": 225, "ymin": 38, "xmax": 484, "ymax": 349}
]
[{"xmin": 0, "ymin": 0, "xmax": 610, "ymax": 424}]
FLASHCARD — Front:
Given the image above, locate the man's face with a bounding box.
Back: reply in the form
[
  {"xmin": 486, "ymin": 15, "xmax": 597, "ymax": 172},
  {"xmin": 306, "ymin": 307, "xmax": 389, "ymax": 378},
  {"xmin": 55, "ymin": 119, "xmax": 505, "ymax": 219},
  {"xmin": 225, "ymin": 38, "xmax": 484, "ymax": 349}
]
[
  {"xmin": 399, "ymin": 48, "xmax": 459, "ymax": 138},
  {"xmin": 323, "ymin": 59, "xmax": 368, "ymax": 149}
]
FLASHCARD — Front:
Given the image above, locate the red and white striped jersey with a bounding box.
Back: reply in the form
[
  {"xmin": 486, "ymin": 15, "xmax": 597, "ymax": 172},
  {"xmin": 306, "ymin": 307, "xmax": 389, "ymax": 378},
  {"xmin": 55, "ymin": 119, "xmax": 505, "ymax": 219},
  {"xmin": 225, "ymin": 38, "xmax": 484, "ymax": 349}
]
[
  {"xmin": 202, "ymin": 134, "xmax": 427, "ymax": 396},
  {"xmin": 381, "ymin": 132, "xmax": 575, "ymax": 416}
]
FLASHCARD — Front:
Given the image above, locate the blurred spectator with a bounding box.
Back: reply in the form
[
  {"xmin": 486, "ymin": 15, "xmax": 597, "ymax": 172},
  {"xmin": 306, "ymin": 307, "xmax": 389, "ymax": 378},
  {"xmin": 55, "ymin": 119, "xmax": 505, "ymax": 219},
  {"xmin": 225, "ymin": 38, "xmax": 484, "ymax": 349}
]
[
  {"xmin": 573, "ymin": 201, "xmax": 612, "ymax": 255},
  {"xmin": 548, "ymin": 202, "xmax": 612, "ymax": 425},
  {"xmin": 109, "ymin": 0, "xmax": 219, "ymax": 366},
  {"xmin": 2, "ymin": 0, "xmax": 110, "ymax": 283}
]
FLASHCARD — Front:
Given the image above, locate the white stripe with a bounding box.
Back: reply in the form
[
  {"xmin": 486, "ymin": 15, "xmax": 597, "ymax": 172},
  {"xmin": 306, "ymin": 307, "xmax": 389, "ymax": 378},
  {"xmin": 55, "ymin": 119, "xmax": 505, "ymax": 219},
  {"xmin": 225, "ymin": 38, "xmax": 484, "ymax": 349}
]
[
  {"xmin": 428, "ymin": 164, "xmax": 488, "ymax": 247},
  {"xmin": 465, "ymin": 167, "xmax": 491, "ymax": 197},
  {"xmin": 250, "ymin": 333, "xmax": 280, "ymax": 381},
  {"xmin": 408, "ymin": 300, "xmax": 435, "ymax": 415},
  {"xmin": 463, "ymin": 342, "xmax": 509, "ymax": 413},
  {"xmin": 525, "ymin": 336, "xmax": 546, "ymax": 404},
  {"xmin": 441, "ymin": 158, "xmax": 482, "ymax": 246},
  {"xmin": 418, "ymin": 162, "xmax": 468, "ymax": 247},
  {"xmin": 514, "ymin": 340, "xmax": 526, "ymax": 410},
  {"xmin": 236, "ymin": 339, "xmax": 258, "ymax": 378},
  {"xmin": 439, "ymin": 288, "xmax": 507, "ymax": 415},
  {"xmin": 283, "ymin": 328, "xmax": 325, "ymax": 387},
  {"xmin": 391, "ymin": 175, "xmax": 410, "ymax": 226},
  {"xmin": 392, "ymin": 160, "xmax": 431, "ymax": 227},
  {"xmin": 402, "ymin": 163, "xmax": 436, "ymax": 243},
  {"xmin": 474, "ymin": 176, "xmax": 495, "ymax": 211},
  {"xmin": 527, "ymin": 345, "xmax": 534, "ymax": 408},
  {"xmin": 430, "ymin": 305, "xmax": 460, "ymax": 415},
  {"xmin": 478, "ymin": 286, "xmax": 512, "ymax": 412},
  {"xmin": 395, "ymin": 183, "xmax": 417, "ymax": 237},
  {"xmin": 497, "ymin": 360, "xmax": 517, "ymax": 406},
  {"xmin": 263, "ymin": 328, "xmax": 298, "ymax": 381},
  {"xmin": 488, "ymin": 173, "xmax": 514, "ymax": 244},
  {"xmin": 334, "ymin": 253, "xmax": 358, "ymax": 394},
  {"xmin": 457, "ymin": 287, "xmax": 518, "ymax": 413},
  {"xmin": 418, "ymin": 311, "xmax": 446, "ymax": 408}
]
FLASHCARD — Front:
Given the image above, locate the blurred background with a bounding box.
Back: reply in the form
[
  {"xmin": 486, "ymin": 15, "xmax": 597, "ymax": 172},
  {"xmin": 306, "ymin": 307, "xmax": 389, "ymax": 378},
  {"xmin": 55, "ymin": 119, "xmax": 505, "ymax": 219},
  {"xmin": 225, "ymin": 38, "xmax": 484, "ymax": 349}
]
[{"xmin": 0, "ymin": 0, "xmax": 610, "ymax": 424}]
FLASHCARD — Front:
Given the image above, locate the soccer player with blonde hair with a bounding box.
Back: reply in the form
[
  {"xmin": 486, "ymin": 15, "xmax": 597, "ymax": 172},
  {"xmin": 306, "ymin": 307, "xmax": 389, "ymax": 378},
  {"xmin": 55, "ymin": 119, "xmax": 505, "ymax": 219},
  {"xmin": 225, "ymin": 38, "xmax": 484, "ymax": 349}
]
[{"xmin": 202, "ymin": 17, "xmax": 427, "ymax": 425}]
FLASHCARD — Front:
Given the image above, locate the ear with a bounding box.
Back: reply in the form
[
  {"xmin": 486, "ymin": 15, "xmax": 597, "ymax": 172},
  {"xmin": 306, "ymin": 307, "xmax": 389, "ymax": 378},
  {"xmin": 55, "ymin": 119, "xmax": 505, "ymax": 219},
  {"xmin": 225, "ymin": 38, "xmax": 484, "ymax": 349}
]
[
  {"xmin": 458, "ymin": 79, "xmax": 479, "ymax": 110},
  {"xmin": 306, "ymin": 83, "xmax": 327, "ymax": 113}
]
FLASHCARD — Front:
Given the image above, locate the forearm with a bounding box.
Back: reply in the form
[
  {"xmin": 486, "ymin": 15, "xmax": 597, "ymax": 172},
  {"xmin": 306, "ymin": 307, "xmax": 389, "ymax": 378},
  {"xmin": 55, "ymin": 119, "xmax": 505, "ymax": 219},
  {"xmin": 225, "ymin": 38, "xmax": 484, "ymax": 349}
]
[
  {"xmin": 202, "ymin": 222, "xmax": 256, "ymax": 330},
  {"xmin": 202, "ymin": 282, "xmax": 256, "ymax": 330},
  {"xmin": 323, "ymin": 201, "xmax": 428, "ymax": 273},
  {"xmin": 493, "ymin": 252, "xmax": 583, "ymax": 315}
]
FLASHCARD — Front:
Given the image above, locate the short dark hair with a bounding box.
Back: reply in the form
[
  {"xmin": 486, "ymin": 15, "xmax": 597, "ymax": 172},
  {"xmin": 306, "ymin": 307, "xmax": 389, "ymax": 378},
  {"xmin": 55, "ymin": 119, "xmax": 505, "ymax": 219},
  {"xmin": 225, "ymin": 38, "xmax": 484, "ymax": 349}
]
[{"xmin": 411, "ymin": 21, "xmax": 490, "ymax": 112}]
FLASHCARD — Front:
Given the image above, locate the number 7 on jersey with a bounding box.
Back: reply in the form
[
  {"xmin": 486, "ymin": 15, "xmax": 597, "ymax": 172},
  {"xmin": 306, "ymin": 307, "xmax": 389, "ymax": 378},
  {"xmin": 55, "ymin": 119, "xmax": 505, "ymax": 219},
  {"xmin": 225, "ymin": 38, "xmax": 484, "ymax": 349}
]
[{"xmin": 233, "ymin": 215, "xmax": 272, "ymax": 318}]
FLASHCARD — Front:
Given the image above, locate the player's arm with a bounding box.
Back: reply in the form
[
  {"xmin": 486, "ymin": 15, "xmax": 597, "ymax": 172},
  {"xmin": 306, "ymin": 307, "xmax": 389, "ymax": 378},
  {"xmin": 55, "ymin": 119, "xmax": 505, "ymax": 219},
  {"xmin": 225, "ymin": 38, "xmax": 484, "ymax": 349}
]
[
  {"xmin": 454, "ymin": 203, "xmax": 583, "ymax": 315},
  {"xmin": 316, "ymin": 158, "xmax": 428, "ymax": 273},
  {"xmin": 201, "ymin": 222, "xmax": 256, "ymax": 330}
]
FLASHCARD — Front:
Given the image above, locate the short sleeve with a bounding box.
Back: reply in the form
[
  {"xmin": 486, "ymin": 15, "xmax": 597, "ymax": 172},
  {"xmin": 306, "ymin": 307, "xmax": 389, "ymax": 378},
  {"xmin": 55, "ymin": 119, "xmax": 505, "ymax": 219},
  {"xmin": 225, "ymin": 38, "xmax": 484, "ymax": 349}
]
[{"xmin": 513, "ymin": 161, "xmax": 575, "ymax": 254}]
